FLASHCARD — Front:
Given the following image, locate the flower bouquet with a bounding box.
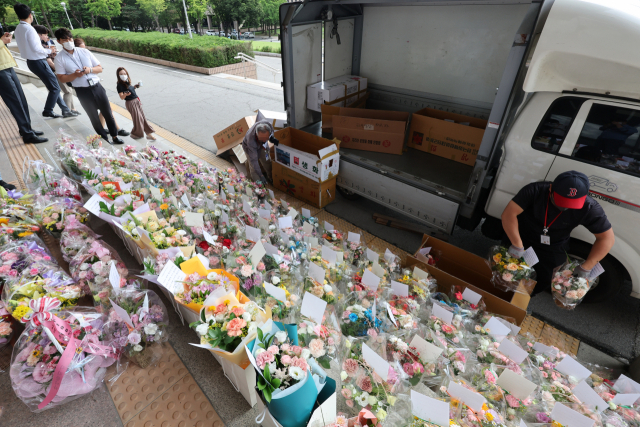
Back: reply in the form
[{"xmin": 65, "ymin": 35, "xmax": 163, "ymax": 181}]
[
  {"xmin": 551, "ymin": 259, "xmax": 592, "ymax": 310},
  {"xmin": 384, "ymin": 334, "xmax": 430, "ymax": 386},
  {"xmin": 340, "ymin": 293, "xmax": 384, "ymax": 338},
  {"xmin": 487, "ymin": 246, "xmax": 536, "ymax": 294},
  {"xmin": 437, "ymin": 377, "xmax": 508, "ymax": 427},
  {"xmin": 103, "ymin": 288, "xmax": 169, "ymax": 368},
  {"xmin": 297, "ymin": 308, "xmax": 342, "ymax": 370},
  {"xmin": 384, "ymin": 297, "xmax": 421, "ymax": 331},
  {"xmin": 10, "ymin": 299, "xmax": 118, "ymax": 412},
  {"xmin": 257, "ymin": 270, "xmax": 302, "ymax": 323},
  {"xmin": 0, "ymin": 213, "xmax": 41, "ymax": 238},
  {"xmin": 304, "ymin": 274, "xmax": 338, "ymax": 305},
  {"xmin": 426, "ymin": 310, "xmax": 464, "ymax": 348},
  {"xmin": 248, "ymin": 324, "xmax": 332, "ymax": 427},
  {"xmin": 176, "ymin": 270, "xmax": 235, "ymax": 310},
  {"xmin": 0, "ymin": 316, "xmax": 12, "ymax": 348},
  {"xmin": 34, "ymin": 197, "xmax": 89, "ymax": 239},
  {"xmin": 323, "ymin": 228, "xmax": 345, "ymax": 250},
  {"xmin": 344, "ymin": 239, "xmax": 367, "ymax": 267},
  {"xmin": 60, "ymin": 219, "xmax": 100, "ymax": 262}
]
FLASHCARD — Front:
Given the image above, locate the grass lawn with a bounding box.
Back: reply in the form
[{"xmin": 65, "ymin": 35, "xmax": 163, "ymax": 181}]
[{"xmin": 246, "ymin": 40, "xmax": 281, "ymax": 53}]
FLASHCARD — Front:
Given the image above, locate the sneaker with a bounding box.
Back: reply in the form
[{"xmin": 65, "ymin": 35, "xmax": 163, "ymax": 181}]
[
  {"xmin": 0, "ymin": 180, "xmax": 16, "ymax": 191},
  {"xmin": 42, "ymin": 111, "xmax": 61, "ymax": 119},
  {"xmin": 72, "ymin": 110, "xmax": 82, "ymax": 116},
  {"xmin": 118, "ymin": 129, "xmax": 130, "ymax": 137},
  {"xmin": 110, "ymin": 137, "xmax": 125, "ymax": 145}
]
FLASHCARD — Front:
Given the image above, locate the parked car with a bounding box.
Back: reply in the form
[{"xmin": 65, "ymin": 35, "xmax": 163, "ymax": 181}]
[
  {"xmin": 218, "ymin": 32, "xmax": 225, "ymax": 37},
  {"xmin": 230, "ymin": 30, "xmax": 238, "ymax": 39},
  {"xmin": 205, "ymin": 30, "xmax": 217, "ymax": 36},
  {"xmin": 243, "ymin": 32, "xmax": 254, "ymax": 39}
]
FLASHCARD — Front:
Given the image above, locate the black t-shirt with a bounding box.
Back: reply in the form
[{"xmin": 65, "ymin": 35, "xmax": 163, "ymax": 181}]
[
  {"xmin": 512, "ymin": 182, "xmax": 611, "ymax": 248},
  {"xmin": 117, "ymin": 83, "xmax": 138, "ymax": 101}
]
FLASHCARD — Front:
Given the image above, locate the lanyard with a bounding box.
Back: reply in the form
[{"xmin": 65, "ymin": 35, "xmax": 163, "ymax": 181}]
[
  {"xmin": 63, "ymin": 50, "xmax": 91, "ymax": 83},
  {"xmin": 543, "ymin": 189, "xmax": 563, "ymax": 235}
]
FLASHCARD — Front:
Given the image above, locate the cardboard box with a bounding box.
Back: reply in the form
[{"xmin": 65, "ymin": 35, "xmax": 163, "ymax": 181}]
[
  {"xmin": 213, "ymin": 115, "xmax": 256, "ymax": 154},
  {"xmin": 409, "ymin": 234, "xmax": 531, "ymax": 325},
  {"xmin": 273, "ymin": 128, "xmax": 339, "ymax": 183},
  {"xmin": 256, "ymin": 109, "xmax": 287, "ymax": 130},
  {"xmin": 320, "ymin": 94, "xmax": 369, "ymax": 134},
  {"xmin": 272, "ymin": 162, "xmax": 337, "ymax": 208},
  {"xmin": 332, "ymin": 108, "xmax": 410, "ymax": 155},
  {"xmin": 307, "ymin": 75, "xmax": 368, "ymax": 113},
  {"xmin": 407, "ymin": 108, "xmax": 487, "ymax": 166}
]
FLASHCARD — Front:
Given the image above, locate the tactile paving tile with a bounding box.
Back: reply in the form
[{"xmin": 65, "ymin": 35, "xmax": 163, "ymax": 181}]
[
  {"xmin": 107, "ymin": 344, "xmax": 191, "ymax": 423},
  {"xmin": 539, "ymin": 324, "xmax": 580, "ymax": 356},
  {"xmin": 518, "ymin": 315, "xmax": 545, "ymax": 340},
  {"xmin": 125, "ymin": 374, "xmax": 224, "ymax": 427}
]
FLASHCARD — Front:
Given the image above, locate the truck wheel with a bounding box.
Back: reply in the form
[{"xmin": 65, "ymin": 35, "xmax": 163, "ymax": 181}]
[
  {"xmin": 569, "ymin": 238, "xmax": 625, "ymax": 303},
  {"xmin": 338, "ymin": 187, "xmax": 361, "ymax": 201}
]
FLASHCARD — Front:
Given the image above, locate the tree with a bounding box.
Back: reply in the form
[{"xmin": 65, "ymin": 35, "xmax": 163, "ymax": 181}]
[
  {"xmin": 258, "ymin": 0, "xmax": 282, "ymax": 37},
  {"xmin": 86, "ymin": 0, "xmax": 121, "ymax": 30},
  {"xmin": 137, "ymin": 0, "xmax": 165, "ymax": 30},
  {"xmin": 210, "ymin": 0, "xmax": 258, "ymax": 35},
  {"xmin": 186, "ymin": 0, "xmax": 205, "ymax": 33}
]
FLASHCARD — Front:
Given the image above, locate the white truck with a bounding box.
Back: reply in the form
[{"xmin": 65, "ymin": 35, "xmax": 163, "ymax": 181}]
[{"xmin": 278, "ymin": 0, "xmax": 640, "ymax": 302}]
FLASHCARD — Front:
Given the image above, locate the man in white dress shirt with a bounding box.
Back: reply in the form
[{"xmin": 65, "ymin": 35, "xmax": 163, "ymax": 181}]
[
  {"xmin": 53, "ymin": 28, "xmax": 123, "ymax": 145},
  {"xmin": 13, "ymin": 4, "xmax": 77, "ymax": 119}
]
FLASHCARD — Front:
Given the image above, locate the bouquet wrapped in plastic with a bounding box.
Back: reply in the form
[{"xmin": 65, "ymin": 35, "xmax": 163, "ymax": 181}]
[
  {"xmin": 33, "ymin": 197, "xmax": 89, "ymax": 239},
  {"xmin": 339, "ymin": 292, "xmax": 385, "ymax": 338},
  {"xmin": 297, "ymin": 306, "xmax": 343, "ymax": 370},
  {"xmin": 487, "ymin": 246, "xmax": 536, "ymax": 294},
  {"xmin": 393, "ymin": 267, "xmax": 437, "ymax": 304},
  {"xmin": 0, "ymin": 315, "xmax": 12, "ymax": 349},
  {"xmin": 256, "ymin": 270, "xmax": 302, "ymax": 323},
  {"xmin": 59, "ymin": 218, "xmax": 100, "ymax": 263},
  {"xmin": 10, "ymin": 298, "xmax": 118, "ymax": 412},
  {"xmin": 103, "ymin": 288, "xmax": 169, "ymax": 368},
  {"xmin": 551, "ymin": 259, "xmax": 592, "ymax": 310}
]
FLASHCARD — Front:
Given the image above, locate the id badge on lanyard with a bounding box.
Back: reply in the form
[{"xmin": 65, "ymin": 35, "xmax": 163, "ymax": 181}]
[
  {"xmin": 263, "ymin": 141, "xmax": 270, "ymax": 161},
  {"xmin": 542, "ymin": 190, "xmax": 562, "ymax": 245}
]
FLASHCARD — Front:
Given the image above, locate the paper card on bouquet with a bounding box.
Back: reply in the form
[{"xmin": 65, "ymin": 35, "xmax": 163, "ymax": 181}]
[
  {"xmin": 157, "ymin": 262, "xmax": 187, "ymax": 295},
  {"xmin": 419, "ymin": 247, "xmax": 431, "ymax": 255},
  {"xmin": 384, "ymin": 249, "xmax": 395, "ymax": 264},
  {"xmin": 309, "ymin": 237, "xmax": 319, "ymax": 248},
  {"xmin": 362, "ymin": 343, "xmax": 389, "ymax": 381},
  {"xmin": 278, "ymin": 216, "xmax": 292, "ymax": 229},
  {"xmin": 203, "ymin": 230, "xmax": 217, "ymax": 245},
  {"xmin": 496, "ymin": 317, "xmax": 521, "ymax": 336},
  {"xmin": 347, "ymin": 232, "xmax": 361, "ymax": 244},
  {"xmin": 221, "ymin": 211, "xmax": 229, "ymax": 225},
  {"xmin": 139, "ymin": 294, "xmax": 149, "ymax": 321},
  {"xmin": 281, "ymin": 199, "xmax": 288, "ymax": 210},
  {"xmin": 390, "ymin": 280, "xmax": 409, "ymax": 297},
  {"xmin": 483, "ymin": 317, "xmax": 511, "ymax": 341},
  {"xmin": 533, "ymin": 342, "xmax": 559, "ymax": 358},
  {"xmin": 220, "ymin": 190, "xmax": 226, "ymax": 201},
  {"xmin": 589, "ymin": 263, "xmax": 605, "ymax": 281},
  {"xmin": 432, "ymin": 303, "xmax": 453, "ymax": 325},
  {"xmin": 241, "ymin": 194, "xmax": 250, "ymax": 204},
  {"xmin": 309, "ymin": 262, "xmax": 325, "ymax": 284},
  {"xmin": 264, "ymin": 282, "xmax": 286, "ymax": 303},
  {"xmin": 572, "ymin": 381, "xmax": 607, "ymax": 413},
  {"xmin": 496, "ymin": 368, "xmax": 536, "ymax": 400},
  {"xmin": 184, "ymin": 212, "xmax": 204, "ymax": 227},
  {"xmin": 410, "ymin": 335, "xmax": 443, "ymax": 364},
  {"xmin": 249, "ymin": 242, "xmax": 266, "ymax": 269},
  {"xmin": 411, "ymin": 390, "xmax": 449, "ymax": 427},
  {"xmin": 336, "ymin": 252, "xmax": 344, "ymax": 263},
  {"xmin": 448, "ymin": 381, "xmax": 486, "ymax": 413},
  {"xmin": 366, "ymin": 248, "xmax": 379, "ymax": 263},
  {"xmin": 497, "ymin": 339, "xmax": 527, "ymax": 364},
  {"xmin": 322, "ymin": 246, "xmax": 337, "ymax": 266},
  {"xmin": 522, "ymin": 247, "xmax": 539, "ymax": 267},
  {"xmin": 279, "ymin": 229, "xmax": 289, "ymax": 243},
  {"xmin": 612, "ymin": 393, "xmax": 640, "ymax": 406},
  {"xmin": 180, "ymin": 194, "xmax": 191, "ymax": 208},
  {"xmin": 245, "ymin": 225, "xmax": 261, "ymax": 243},
  {"xmin": 109, "ymin": 261, "xmax": 121, "ymax": 295},
  {"xmin": 84, "ymin": 194, "xmax": 106, "ymax": 216},
  {"xmin": 202, "ymin": 286, "xmax": 230, "ymax": 307},
  {"xmin": 225, "ymin": 184, "xmax": 235, "ymax": 194},
  {"xmin": 361, "ymin": 269, "xmax": 380, "ymax": 291},
  {"xmin": 132, "ymin": 203, "xmax": 150, "ymax": 215},
  {"xmin": 303, "ymin": 222, "xmax": 314, "ymax": 235},
  {"xmin": 301, "ymin": 292, "xmax": 326, "ymax": 325},
  {"xmin": 258, "ymin": 217, "xmax": 269, "ymax": 230},
  {"xmin": 386, "ymin": 303, "xmax": 397, "ymax": 327},
  {"xmin": 109, "ymin": 299, "xmax": 134, "ymax": 327},
  {"xmin": 412, "ymin": 267, "xmax": 429, "ymax": 281},
  {"xmin": 149, "ymin": 186, "xmax": 162, "ymax": 200},
  {"xmin": 555, "ymin": 356, "xmax": 591, "ymax": 382},
  {"xmin": 614, "ymin": 375, "xmax": 640, "ymax": 394},
  {"xmin": 324, "ymin": 221, "xmax": 334, "ymax": 231},
  {"xmin": 258, "ymin": 208, "xmax": 270, "ymax": 220},
  {"xmin": 372, "ymin": 262, "xmax": 385, "ymax": 278},
  {"xmin": 551, "ymin": 403, "xmax": 594, "ymax": 427},
  {"xmin": 243, "ymin": 201, "xmax": 252, "ymax": 216},
  {"xmin": 268, "ymin": 189, "xmax": 274, "ymax": 199},
  {"xmin": 287, "ymin": 208, "xmax": 298, "ymax": 219},
  {"xmin": 301, "ymin": 208, "xmax": 311, "ymax": 218},
  {"xmin": 264, "ymin": 201, "xmax": 272, "ymax": 210},
  {"xmin": 263, "ymin": 242, "xmax": 279, "ymax": 257},
  {"xmin": 462, "ymin": 288, "xmax": 482, "ymax": 305}
]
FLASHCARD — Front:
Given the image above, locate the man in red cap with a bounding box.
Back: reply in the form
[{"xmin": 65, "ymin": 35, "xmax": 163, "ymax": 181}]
[{"xmin": 501, "ymin": 170, "xmax": 615, "ymax": 295}]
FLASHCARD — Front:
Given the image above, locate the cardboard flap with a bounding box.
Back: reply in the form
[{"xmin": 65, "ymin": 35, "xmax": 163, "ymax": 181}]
[
  {"xmin": 318, "ymin": 144, "xmax": 338, "ymax": 159},
  {"xmin": 337, "ymin": 107, "xmax": 409, "ymax": 122},
  {"xmin": 414, "ymin": 107, "xmax": 487, "ymax": 130}
]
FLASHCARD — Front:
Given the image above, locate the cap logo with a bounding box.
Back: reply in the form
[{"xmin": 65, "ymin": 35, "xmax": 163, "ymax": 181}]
[{"xmin": 568, "ymin": 188, "xmax": 577, "ymax": 197}]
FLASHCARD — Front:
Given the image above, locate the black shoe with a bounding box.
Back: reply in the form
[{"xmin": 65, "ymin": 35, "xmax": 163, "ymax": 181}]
[
  {"xmin": 33, "ymin": 130, "xmax": 45, "ymax": 136},
  {"xmin": 24, "ymin": 135, "xmax": 48, "ymax": 144},
  {"xmin": 110, "ymin": 137, "xmax": 125, "ymax": 145},
  {"xmin": 118, "ymin": 129, "xmax": 130, "ymax": 137},
  {"xmin": 0, "ymin": 180, "xmax": 16, "ymax": 191},
  {"xmin": 72, "ymin": 110, "xmax": 81, "ymax": 116},
  {"xmin": 42, "ymin": 111, "xmax": 61, "ymax": 119},
  {"xmin": 62, "ymin": 111, "xmax": 79, "ymax": 118}
]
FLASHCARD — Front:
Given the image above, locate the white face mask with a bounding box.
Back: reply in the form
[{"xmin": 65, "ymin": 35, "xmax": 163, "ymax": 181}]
[
  {"xmin": 62, "ymin": 41, "xmax": 74, "ymax": 50},
  {"xmin": 119, "ymin": 75, "xmax": 128, "ymax": 81}
]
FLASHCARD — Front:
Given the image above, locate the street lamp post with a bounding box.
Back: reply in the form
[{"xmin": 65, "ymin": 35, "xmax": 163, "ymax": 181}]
[
  {"xmin": 60, "ymin": 2, "xmax": 73, "ymax": 30},
  {"xmin": 180, "ymin": 0, "xmax": 193, "ymax": 39}
]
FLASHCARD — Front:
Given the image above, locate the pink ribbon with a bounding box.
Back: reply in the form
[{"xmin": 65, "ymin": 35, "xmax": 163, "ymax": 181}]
[
  {"xmin": 24, "ymin": 297, "xmax": 61, "ymax": 327},
  {"xmin": 90, "ymin": 240, "xmax": 110, "ymax": 258}
]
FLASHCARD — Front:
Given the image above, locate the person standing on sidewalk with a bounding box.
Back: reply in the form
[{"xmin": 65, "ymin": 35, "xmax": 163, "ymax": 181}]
[
  {"xmin": 33, "ymin": 25, "xmax": 81, "ymax": 117},
  {"xmin": 13, "ymin": 4, "xmax": 77, "ymax": 119},
  {"xmin": 53, "ymin": 28, "xmax": 124, "ymax": 145},
  {"xmin": 116, "ymin": 67, "xmax": 156, "ymax": 140},
  {"xmin": 0, "ymin": 31, "xmax": 47, "ymax": 144}
]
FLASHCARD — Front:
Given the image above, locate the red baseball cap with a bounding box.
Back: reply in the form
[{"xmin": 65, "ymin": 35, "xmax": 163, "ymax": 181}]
[{"xmin": 552, "ymin": 171, "xmax": 590, "ymax": 209}]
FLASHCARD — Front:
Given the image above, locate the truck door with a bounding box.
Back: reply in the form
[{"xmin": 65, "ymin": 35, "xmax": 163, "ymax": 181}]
[{"xmin": 544, "ymin": 99, "xmax": 640, "ymax": 294}]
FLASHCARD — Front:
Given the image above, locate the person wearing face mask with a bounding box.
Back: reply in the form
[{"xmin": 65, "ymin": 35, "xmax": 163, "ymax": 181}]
[
  {"xmin": 33, "ymin": 25, "xmax": 81, "ymax": 116},
  {"xmin": 116, "ymin": 67, "xmax": 155, "ymax": 140},
  {"xmin": 13, "ymin": 4, "xmax": 77, "ymax": 119},
  {"xmin": 501, "ymin": 171, "xmax": 615, "ymax": 296},
  {"xmin": 53, "ymin": 28, "xmax": 124, "ymax": 145},
  {"xmin": 74, "ymin": 38, "xmax": 128, "ymax": 137}
]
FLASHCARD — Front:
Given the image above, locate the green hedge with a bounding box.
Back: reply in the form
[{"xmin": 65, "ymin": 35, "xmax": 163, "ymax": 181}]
[{"xmin": 72, "ymin": 29, "xmax": 254, "ymax": 69}]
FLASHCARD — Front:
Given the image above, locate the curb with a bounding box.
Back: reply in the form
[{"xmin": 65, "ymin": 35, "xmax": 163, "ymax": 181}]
[{"xmin": 253, "ymin": 51, "xmax": 281, "ymax": 58}]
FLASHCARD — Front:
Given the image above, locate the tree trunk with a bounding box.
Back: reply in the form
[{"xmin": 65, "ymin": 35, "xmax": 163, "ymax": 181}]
[
  {"xmin": 40, "ymin": 6, "xmax": 53, "ymax": 36},
  {"xmin": 108, "ymin": 19, "xmax": 112, "ymax": 30},
  {"xmin": 90, "ymin": 13, "xmax": 95, "ymax": 27},
  {"xmin": 154, "ymin": 16, "xmax": 160, "ymax": 31}
]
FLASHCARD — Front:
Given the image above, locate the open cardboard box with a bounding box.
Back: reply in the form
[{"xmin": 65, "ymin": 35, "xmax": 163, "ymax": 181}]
[
  {"xmin": 320, "ymin": 94, "xmax": 369, "ymax": 134},
  {"xmin": 213, "ymin": 115, "xmax": 256, "ymax": 155},
  {"xmin": 409, "ymin": 234, "xmax": 531, "ymax": 325}
]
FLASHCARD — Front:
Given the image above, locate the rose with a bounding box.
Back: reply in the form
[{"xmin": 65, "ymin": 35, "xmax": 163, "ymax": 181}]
[
  {"xmin": 196, "ymin": 323, "xmax": 209, "ymax": 336},
  {"xmin": 144, "ymin": 323, "xmax": 158, "ymax": 335},
  {"xmin": 128, "ymin": 332, "xmax": 141, "ymax": 345},
  {"xmin": 502, "ymin": 272, "xmax": 514, "ymax": 281}
]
